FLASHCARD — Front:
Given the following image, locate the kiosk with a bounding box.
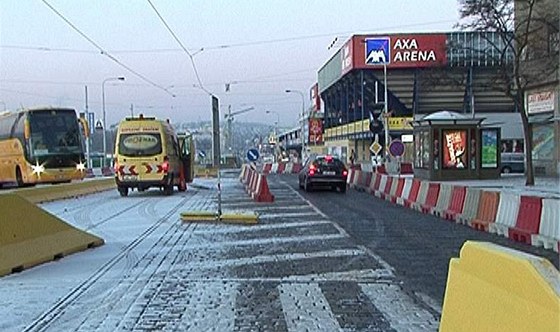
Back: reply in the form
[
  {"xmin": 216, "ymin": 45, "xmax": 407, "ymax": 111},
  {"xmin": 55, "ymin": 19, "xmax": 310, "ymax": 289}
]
[{"xmin": 412, "ymin": 111, "xmax": 501, "ymax": 181}]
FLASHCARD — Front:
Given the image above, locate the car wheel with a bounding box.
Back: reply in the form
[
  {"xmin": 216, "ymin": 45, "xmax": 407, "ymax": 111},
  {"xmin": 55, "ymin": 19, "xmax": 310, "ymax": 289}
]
[
  {"xmin": 502, "ymin": 166, "xmax": 511, "ymax": 174},
  {"xmin": 304, "ymin": 180, "xmax": 312, "ymax": 192}
]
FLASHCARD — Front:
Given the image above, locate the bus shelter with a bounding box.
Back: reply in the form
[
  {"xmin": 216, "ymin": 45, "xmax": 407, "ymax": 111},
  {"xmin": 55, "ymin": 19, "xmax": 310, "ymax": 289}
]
[{"xmin": 412, "ymin": 111, "xmax": 501, "ymax": 181}]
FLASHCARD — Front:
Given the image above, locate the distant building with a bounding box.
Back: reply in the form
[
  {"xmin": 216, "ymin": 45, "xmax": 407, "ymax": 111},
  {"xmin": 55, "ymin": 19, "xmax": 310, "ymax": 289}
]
[
  {"xmin": 317, "ymin": 32, "xmax": 519, "ymax": 165},
  {"xmin": 516, "ymin": 0, "xmax": 559, "ymax": 176}
]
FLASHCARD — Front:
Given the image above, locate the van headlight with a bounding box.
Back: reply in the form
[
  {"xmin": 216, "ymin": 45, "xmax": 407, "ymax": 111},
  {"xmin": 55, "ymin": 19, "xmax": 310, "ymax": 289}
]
[
  {"xmin": 76, "ymin": 162, "xmax": 86, "ymax": 172},
  {"xmin": 31, "ymin": 162, "xmax": 45, "ymax": 175}
]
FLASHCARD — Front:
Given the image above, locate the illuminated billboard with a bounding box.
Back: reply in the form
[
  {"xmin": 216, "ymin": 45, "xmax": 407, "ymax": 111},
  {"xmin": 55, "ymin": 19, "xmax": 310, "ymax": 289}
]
[{"xmin": 443, "ymin": 130, "xmax": 467, "ymax": 169}]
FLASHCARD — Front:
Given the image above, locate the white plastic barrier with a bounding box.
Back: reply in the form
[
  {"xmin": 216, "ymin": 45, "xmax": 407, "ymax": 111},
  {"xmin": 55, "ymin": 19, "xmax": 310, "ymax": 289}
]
[
  {"xmin": 270, "ymin": 163, "xmax": 279, "ymax": 174},
  {"xmin": 489, "ymin": 192, "xmax": 520, "ymax": 237},
  {"xmin": 351, "ymin": 170, "xmax": 362, "ymax": 189},
  {"xmin": 456, "ymin": 188, "xmax": 482, "ymax": 225},
  {"xmin": 386, "ymin": 176, "xmax": 399, "ymax": 201},
  {"xmin": 531, "ymin": 198, "xmax": 560, "ymax": 252},
  {"xmin": 432, "ymin": 183, "xmax": 452, "ymax": 216}
]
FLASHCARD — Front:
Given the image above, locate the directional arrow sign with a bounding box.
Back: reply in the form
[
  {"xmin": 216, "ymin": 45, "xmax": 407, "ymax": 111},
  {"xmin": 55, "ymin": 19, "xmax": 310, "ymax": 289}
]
[{"xmin": 247, "ymin": 148, "xmax": 259, "ymax": 162}]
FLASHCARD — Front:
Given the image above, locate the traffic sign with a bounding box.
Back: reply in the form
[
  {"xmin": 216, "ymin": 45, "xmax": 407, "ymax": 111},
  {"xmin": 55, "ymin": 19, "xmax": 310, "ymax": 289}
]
[
  {"xmin": 247, "ymin": 148, "xmax": 259, "ymax": 162},
  {"xmin": 369, "ymin": 141, "xmax": 382, "ymax": 155},
  {"xmin": 389, "ymin": 140, "xmax": 405, "ymax": 157}
]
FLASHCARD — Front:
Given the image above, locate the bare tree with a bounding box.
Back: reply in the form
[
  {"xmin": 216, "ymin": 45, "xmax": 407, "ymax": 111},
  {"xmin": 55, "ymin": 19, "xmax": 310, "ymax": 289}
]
[{"xmin": 457, "ymin": 0, "xmax": 559, "ymax": 185}]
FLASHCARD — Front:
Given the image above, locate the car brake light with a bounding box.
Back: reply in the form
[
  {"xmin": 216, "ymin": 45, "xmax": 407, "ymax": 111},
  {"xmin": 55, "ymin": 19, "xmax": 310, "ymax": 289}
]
[
  {"xmin": 325, "ymin": 155, "xmax": 333, "ymax": 161},
  {"xmin": 342, "ymin": 169, "xmax": 348, "ymax": 177},
  {"xmin": 309, "ymin": 164, "xmax": 316, "ymax": 176}
]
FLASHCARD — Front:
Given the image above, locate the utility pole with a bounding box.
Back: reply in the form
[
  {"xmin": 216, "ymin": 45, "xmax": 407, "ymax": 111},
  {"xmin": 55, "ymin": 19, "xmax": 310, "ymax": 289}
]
[
  {"xmin": 130, "ymin": 104, "xmax": 134, "ymax": 117},
  {"xmin": 84, "ymin": 86, "xmax": 91, "ymax": 168}
]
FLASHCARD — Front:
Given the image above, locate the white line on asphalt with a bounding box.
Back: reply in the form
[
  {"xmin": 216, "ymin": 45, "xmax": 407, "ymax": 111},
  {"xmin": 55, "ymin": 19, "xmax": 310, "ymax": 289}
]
[
  {"xmin": 191, "ymin": 220, "xmax": 332, "ymax": 235},
  {"xmin": 279, "ymin": 283, "xmax": 342, "ymax": 332},
  {"xmin": 187, "ymin": 249, "xmax": 366, "ymax": 269},
  {"xmin": 184, "ymin": 233, "xmax": 347, "ymax": 249},
  {"xmin": 359, "ymin": 283, "xmax": 439, "ymax": 331},
  {"xmin": 259, "ymin": 211, "xmax": 321, "ymax": 219}
]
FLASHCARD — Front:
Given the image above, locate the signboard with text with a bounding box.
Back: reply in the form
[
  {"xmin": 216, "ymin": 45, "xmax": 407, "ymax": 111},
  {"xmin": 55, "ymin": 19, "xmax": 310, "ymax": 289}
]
[{"xmin": 350, "ymin": 34, "xmax": 448, "ymax": 69}]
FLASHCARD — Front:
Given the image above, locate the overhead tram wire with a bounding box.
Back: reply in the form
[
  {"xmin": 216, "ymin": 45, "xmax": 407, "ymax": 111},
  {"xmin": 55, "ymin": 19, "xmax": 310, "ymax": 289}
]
[
  {"xmin": 146, "ymin": 0, "xmax": 211, "ymax": 96},
  {"xmin": 40, "ymin": 0, "xmax": 175, "ymax": 97}
]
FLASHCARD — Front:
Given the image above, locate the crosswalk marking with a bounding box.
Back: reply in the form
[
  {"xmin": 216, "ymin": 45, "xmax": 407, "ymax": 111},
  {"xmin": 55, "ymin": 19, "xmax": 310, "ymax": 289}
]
[
  {"xmin": 279, "ymin": 283, "xmax": 342, "ymax": 332},
  {"xmin": 191, "ymin": 220, "xmax": 331, "ymax": 235},
  {"xmin": 360, "ymin": 283, "xmax": 439, "ymax": 331},
  {"xmin": 184, "ymin": 233, "xmax": 347, "ymax": 249}
]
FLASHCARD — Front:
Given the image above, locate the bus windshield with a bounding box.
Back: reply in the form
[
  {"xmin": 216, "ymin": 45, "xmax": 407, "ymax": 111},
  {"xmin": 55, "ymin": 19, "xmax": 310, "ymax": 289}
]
[
  {"xmin": 118, "ymin": 133, "xmax": 163, "ymax": 157},
  {"xmin": 29, "ymin": 110, "xmax": 83, "ymax": 156}
]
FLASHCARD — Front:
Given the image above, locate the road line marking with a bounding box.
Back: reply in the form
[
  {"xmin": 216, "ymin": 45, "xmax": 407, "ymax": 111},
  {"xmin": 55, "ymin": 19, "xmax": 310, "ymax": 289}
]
[
  {"xmin": 359, "ymin": 283, "xmax": 439, "ymax": 331},
  {"xmin": 279, "ymin": 283, "xmax": 342, "ymax": 332},
  {"xmin": 191, "ymin": 220, "xmax": 332, "ymax": 235},
  {"xmin": 184, "ymin": 234, "xmax": 347, "ymax": 249}
]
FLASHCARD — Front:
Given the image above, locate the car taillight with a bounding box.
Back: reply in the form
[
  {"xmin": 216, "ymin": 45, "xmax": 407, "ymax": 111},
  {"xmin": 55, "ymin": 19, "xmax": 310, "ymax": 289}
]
[
  {"xmin": 309, "ymin": 164, "xmax": 316, "ymax": 176},
  {"xmin": 342, "ymin": 169, "xmax": 348, "ymax": 177}
]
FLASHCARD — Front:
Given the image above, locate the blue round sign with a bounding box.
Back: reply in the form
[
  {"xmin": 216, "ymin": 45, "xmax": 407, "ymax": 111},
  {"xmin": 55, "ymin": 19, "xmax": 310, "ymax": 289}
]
[
  {"xmin": 247, "ymin": 148, "xmax": 260, "ymax": 162},
  {"xmin": 389, "ymin": 140, "xmax": 405, "ymax": 157}
]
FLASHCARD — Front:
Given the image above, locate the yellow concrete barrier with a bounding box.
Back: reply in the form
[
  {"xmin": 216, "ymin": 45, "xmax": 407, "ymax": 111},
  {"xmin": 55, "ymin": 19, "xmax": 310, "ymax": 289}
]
[
  {"xmin": 0, "ymin": 194, "xmax": 104, "ymax": 277},
  {"xmin": 180, "ymin": 210, "xmax": 259, "ymax": 225},
  {"xmin": 194, "ymin": 165, "xmax": 218, "ymax": 178},
  {"xmin": 15, "ymin": 178, "xmax": 115, "ymax": 204},
  {"xmin": 440, "ymin": 241, "xmax": 560, "ymax": 332}
]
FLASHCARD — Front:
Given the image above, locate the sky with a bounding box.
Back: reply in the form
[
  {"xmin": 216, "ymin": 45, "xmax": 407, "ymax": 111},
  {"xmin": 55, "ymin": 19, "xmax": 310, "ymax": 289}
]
[{"xmin": 0, "ymin": 0, "xmax": 460, "ymax": 128}]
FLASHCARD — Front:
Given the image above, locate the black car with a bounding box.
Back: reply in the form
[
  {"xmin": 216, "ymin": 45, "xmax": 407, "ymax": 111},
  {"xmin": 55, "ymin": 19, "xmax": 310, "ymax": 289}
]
[{"xmin": 298, "ymin": 155, "xmax": 348, "ymax": 193}]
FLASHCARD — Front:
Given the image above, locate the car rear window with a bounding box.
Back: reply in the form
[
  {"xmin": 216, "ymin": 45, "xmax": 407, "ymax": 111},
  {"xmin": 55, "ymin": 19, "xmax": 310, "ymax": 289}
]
[{"xmin": 314, "ymin": 157, "xmax": 345, "ymax": 168}]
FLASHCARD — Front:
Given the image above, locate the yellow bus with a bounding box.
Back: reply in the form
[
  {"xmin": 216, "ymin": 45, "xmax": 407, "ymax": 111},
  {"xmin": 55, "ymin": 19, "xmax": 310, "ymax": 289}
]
[
  {"xmin": 0, "ymin": 107, "xmax": 88, "ymax": 188},
  {"xmin": 114, "ymin": 115, "xmax": 194, "ymax": 196}
]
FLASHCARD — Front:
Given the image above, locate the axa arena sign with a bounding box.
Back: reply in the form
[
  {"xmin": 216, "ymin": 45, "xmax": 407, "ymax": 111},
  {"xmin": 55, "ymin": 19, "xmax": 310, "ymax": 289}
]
[{"xmin": 359, "ymin": 34, "xmax": 447, "ymax": 69}]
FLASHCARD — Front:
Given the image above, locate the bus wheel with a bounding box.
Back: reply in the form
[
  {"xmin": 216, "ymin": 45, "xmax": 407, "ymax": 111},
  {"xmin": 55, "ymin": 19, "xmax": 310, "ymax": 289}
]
[
  {"xmin": 178, "ymin": 178, "xmax": 187, "ymax": 192},
  {"xmin": 118, "ymin": 186, "xmax": 129, "ymax": 197},
  {"xmin": 15, "ymin": 167, "xmax": 25, "ymax": 187}
]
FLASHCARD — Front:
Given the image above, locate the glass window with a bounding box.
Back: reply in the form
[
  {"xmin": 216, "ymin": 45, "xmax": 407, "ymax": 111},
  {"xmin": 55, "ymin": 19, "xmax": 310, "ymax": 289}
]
[{"xmin": 118, "ymin": 133, "xmax": 162, "ymax": 157}]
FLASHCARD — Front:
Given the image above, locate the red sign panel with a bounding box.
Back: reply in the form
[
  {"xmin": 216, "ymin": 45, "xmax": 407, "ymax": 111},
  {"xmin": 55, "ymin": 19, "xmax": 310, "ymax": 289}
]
[
  {"xmin": 352, "ymin": 34, "xmax": 447, "ymax": 69},
  {"xmin": 308, "ymin": 118, "xmax": 323, "ymax": 144}
]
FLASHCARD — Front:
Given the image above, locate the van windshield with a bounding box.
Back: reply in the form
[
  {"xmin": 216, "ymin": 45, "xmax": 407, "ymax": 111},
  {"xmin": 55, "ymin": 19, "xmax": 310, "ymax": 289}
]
[{"xmin": 118, "ymin": 133, "xmax": 162, "ymax": 157}]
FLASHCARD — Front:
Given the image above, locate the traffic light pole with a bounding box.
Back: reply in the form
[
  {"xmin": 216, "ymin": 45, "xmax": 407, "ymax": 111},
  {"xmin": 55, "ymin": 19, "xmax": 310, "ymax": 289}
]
[{"xmin": 383, "ymin": 63, "xmax": 389, "ymax": 160}]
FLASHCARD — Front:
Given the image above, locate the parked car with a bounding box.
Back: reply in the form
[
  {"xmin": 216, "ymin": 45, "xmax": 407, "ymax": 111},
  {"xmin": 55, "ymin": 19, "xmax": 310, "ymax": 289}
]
[
  {"xmin": 501, "ymin": 153, "xmax": 525, "ymax": 173},
  {"xmin": 298, "ymin": 155, "xmax": 348, "ymax": 193}
]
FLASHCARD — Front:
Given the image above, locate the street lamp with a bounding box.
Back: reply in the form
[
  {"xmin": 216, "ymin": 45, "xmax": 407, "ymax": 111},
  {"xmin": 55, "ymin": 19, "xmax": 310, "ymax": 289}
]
[
  {"xmin": 101, "ymin": 76, "xmax": 125, "ymax": 168},
  {"xmin": 285, "ymin": 89, "xmax": 306, "ymax": 159}
]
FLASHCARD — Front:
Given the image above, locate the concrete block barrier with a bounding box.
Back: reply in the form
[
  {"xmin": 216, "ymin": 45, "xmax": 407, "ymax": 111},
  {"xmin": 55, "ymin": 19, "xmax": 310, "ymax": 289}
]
[
  {"xmin": 456, "ymin": 188, "xmax": 481, "ymax": 225},
  {"xmin": 420, "ymin": 182, "xmax": 440, "ymax": 214},
  {"xmin": 16, "ymin": 178, "xmax": 115, "ymax": 204},
  {"xmin": 0, "ymin": 194, "xmax": 104, "ymax": 277},
  {"xmin": 432, "ymin": 183, "xmax": 452, "ymax": 217},
  {"xmin": 508, "ymin": 196, "xmax": 542, "ymax": 245},
  {"xmin": 470, "ymin": 191, "xmax": 500, "ymax": 232},
  {"xmin": 489, "ymin": 192, "xmax": 521, "ymax": 237},
  {"xmin": 396, "ymin": 178, "xmax": 413, "ymax": 206},
  {"xmin": 411, "ymin": 180, "xmax": 430, "ymax": 211},
  {"xmin": 440, "ymin": 241, "xmax": 560, "ymax": 332},
  {"xmin": 403, "ymin": 179, "xmax": 421, "ymax": 208},
  {"xmin": 442, "ymin": 186, "xmax": 466, "ymax": 221}
]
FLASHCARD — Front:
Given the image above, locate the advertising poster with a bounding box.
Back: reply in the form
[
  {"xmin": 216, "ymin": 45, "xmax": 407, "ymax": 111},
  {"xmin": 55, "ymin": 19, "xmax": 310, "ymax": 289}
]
[
  {"xmin": 481, "ymin": 129, "xmax": 498, "ymax": 168},
  {"xmin": 308, "ymin": 118, "xmax": 323, "ymax": 144},
  {"xmin": 443, "ymin": 130, "xmax": 467, "ymax": 169}
]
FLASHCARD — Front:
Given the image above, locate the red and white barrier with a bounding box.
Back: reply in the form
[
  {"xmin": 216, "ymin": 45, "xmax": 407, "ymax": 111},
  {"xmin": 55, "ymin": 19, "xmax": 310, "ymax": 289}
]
[
  {"xmin": 420, "ymin": 182, "xmax": 440, "ymax": 214},
  {"xmin": 489, "ymin": 192, "xmax": 520, "ymax": 237},
  {"xmin": 374, "ymin": 174, "xmax": 388, "ymax": 198},
  {"xmin": 431, "ymin": 183, "xmax": 452, "ymax": 216},
  {"xmin": 508, "ymin": 196, "xmax": 542, "ymax": 245},
  {"xmin": 396, "ymin": 178, "xmax": 413, "ymax": 206},
  {"xmin": 456, "ymin": 188, "xmax": 482, "ymax": 225},
  {"xmin": 442, "ymin": 186, "xmax": 466, "ymax": 221},
  {"xmin": 411, "ymin": 181, "xmax": 430, "ymax": 211},
  {"xmin": 532, "ymin": 198, "xmax": 560, "ymax": 252}
]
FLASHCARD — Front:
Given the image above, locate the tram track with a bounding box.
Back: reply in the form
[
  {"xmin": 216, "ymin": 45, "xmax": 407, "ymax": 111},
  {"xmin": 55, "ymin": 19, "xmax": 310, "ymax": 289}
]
[{"xmin": 22, "ymin": 192, "xmax": 198, "ymax": 332}]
